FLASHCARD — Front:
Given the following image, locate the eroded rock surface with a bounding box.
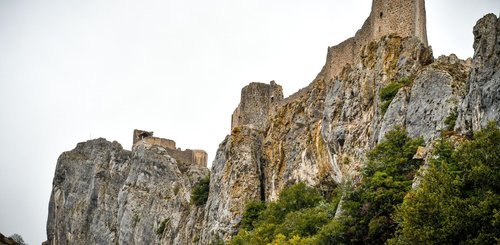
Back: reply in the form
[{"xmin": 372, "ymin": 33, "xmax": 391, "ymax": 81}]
[
  {"xmin": 46, "ymin": 11, "xmax": 500, "ymax": 245},
  {"xmin": 46, "ymin": 138, "xmax": 208, "ymax": 245},
  {"xmin": 457, "ymin": 14, "xmax": 500, "ymax": 133},
  {"xmin": 202, "ymin": 126, "xmax": 264, "ymax": 242}
]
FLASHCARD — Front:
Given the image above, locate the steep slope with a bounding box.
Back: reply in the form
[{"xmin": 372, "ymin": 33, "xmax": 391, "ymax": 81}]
[
  {"xmin": 46, "ymin": 11, "xmax": 500, "ymax": 245},
  {"xmin": 202, "ymin": 34, "xmax": 472, "ymax": 242},
  {"xmin": 46, "ymin": 139, "xmax": 208, "ymax": 245},
  {"xmin": 202, "ymin": 15, "xmax": 499, "ymax": 243},
  {"xmin": 457, "ymin": 13, "xmax": 500, "ymax": 133}
]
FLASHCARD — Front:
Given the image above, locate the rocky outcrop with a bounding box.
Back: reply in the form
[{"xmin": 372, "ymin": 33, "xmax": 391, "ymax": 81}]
[
  {"xmin": 46, "ymin": 9, "xmax": 500, "ymax": 245},
  {"xmin": 322, "ymin": 36, "xmax": 435, "ymax": 181},
  {"xmin": 404, "ymin": 55, "xmax": 469, "ymax": 142},
  {"xmin": 46, "ymin": 138, "xmax": 208, "ymax": 245},
  {"xmin": 0, "ymin": 233, "xmax": 19, "ymax": 245},
  {"xmin": 202, "ymin": 126, "xmax": 265, "ymax": 242},
  {"xmin": 202, "ymin": 22, "xmax": 487, "ymax": 243},
  {"xmin": 457, "ymin": 14, "xmax": 500, "ymax": 133}
]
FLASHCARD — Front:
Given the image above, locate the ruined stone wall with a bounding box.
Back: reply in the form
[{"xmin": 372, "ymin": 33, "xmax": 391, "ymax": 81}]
[
  {"xmin": 141, "ymin": 137, "xmax": 176, "ymax": 150},
  {"xmin": 165, "ymin": 148, "xmax": 207, "ymax": 167},
  {"xmin": 132, "ymin": 130, "xmax": 207, "ymax": 167},
  {"xmin": 192, "ymin": 150, "xmax": 208, "ymax": 167},
  {"xmin": 327, "ymin": 0, "xmax": 427, "ymax": 76},
  {"xmin": 133, "ymin": 129, "xmax": 153, "ymax": 145},
  {"xmin": 231, "ymin": 81, "xmax": 283, "ymax": 129},
  {"xmin": 371, "ymin": 0, "xmax": 427, "ymax": 44},
  {"xmin": 325, "ymin": 37, "xmax": 355, "ymax": 77}
]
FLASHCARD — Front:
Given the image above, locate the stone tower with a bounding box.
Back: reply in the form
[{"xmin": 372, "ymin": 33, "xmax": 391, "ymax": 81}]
[
  {"xmin": 326, "ymin": 0, "xmax": 428, "ymax": 76},
  {"xmin": 370, "ymin": 0, "xmax": 427, "ymax": 45},
  {"xmin": 231, "ymin": 81, "xmax": 283, "ymax": 130}
]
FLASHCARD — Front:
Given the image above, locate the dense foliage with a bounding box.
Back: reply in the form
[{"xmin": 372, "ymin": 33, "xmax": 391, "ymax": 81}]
[
  {"xmin": 390, "ymin": 122, "xmax": 500, "ymax": 244},
  {"xmin": 191, "ymin": 174, "xmax": 210, "ymax": 206},
  {"xmin": 315, "ymin": 128, "xmax": 424, "ymax": 244},
  {"xmin": 229, "ymin": 125, "xmax": 500, "ymax": 244},
  {"xmin": 230, "ymin": 183, "xmax": 337, "ymax": 245}
]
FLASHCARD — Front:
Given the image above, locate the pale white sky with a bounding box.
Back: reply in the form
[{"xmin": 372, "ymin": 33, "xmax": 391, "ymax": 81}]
[{"xmin": 0, "ymin": 0, "xmax": 498, "ymax": 243}]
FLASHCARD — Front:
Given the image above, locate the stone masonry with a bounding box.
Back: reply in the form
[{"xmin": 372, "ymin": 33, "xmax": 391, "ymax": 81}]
[
  {"xmin": 132, "ymin": 129, "xmax": 208, "ymax": 167},
  {"xmin": 326, "ymin": 0, "xmax": 428, "ymax": 76},
  {"xmin": 231, "ymin": 0, "xmax": 428, "ymax": 131},
  {"xmin": 231, "ymin": 81, "xmax": 283, "ymax": 130}
]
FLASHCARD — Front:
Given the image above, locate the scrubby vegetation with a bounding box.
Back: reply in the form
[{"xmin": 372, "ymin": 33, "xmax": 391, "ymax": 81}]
[
  {"xmin": 380, "ymin": 77, "xmax": 413, "ymax": 115},
  {"xmin": 156, "ymin": 218, "xmax": 169, "ymax": 236},
  {"xmin": 191, "ymin": 174, "xmax": 210, "ymax": 206},
  {"xmin": 229, "ymin": 125, "xmax": 500, "ymax": 244},
  {"xmin": 443, "ymin": 109, "xmax": 458, "ymax": 131},
  {"xmin": 230, "ymin": 182, "xmax": 337, "ymax": 245},
  {"xmin": 391, "ymin": 122, "xmax": 500, "ymax": 244}
]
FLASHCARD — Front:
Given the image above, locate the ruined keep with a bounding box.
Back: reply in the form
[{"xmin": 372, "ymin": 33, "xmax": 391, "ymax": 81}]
[
  {"xmin": 132, "ymin": 129, "xmax": 208, "ymax": 167},
  {"xmin": 326, "ymin": 0, "xmax": 428, "ymax": 75},
  {"xmin": 231, "ymin": 0, "xmax": 428, "ymax": 131},
  {"xmin": 231, "ymin": 81, "xmax": 283, "ymax": 129}
]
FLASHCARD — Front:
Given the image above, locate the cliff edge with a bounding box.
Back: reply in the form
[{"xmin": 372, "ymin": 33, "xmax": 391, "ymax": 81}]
[{"xmin": 45, "ymin": 1, "xmax": 500, "ymax": 243}]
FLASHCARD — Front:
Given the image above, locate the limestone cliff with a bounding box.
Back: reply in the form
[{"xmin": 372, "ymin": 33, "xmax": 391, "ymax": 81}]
[
  {"xmin": 46, "ymin": 7, "xmax": 500, "ymax": 245},
  {"xmin": 456, "ymin": 13, "xmax": 500, "ymax": 133},
  {"xmin": 46, "ymin": 138, "xmax": 208, "ymax": 244},
  {"xmin": 200, "ymin": 15, "xmax": 497, "ymax": 243}
]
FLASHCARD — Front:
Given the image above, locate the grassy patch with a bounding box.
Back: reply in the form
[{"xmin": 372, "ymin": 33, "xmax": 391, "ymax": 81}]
[
  {"xmin": 156, "ymin": 218, "xmax": 170, "ymax": 236},
  {"xmin": 380, "ymin": 77, "xmax": 413, "ymax": 115}
]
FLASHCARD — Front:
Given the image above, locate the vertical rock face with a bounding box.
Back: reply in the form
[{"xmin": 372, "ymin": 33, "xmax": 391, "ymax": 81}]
[
  {"xmin": 457, "ymin": 14, "xmax": 500, "ymax": 133},
  {"xmin": 46, "ymin": 138, "xmax": 208, "ymax": 245},
  {"xmin": 47, "ymin": 139, "xmax": 131, "ymax": 245},
  {"xmin": 202, "ymin": 126, "xmax": 264, "ymax": 242},
  {"xmin": 404, "ymin": 55, "xmax": 469, "ymax": 142},
  {"xmin": 263, "ymin": 79, "xmax": 332, "ymax": 200},
  {"xmin": 322, "ymin": 36, "xmax": 436, "ymax": 181},
  {"xmin": 46, "ymin": 8, "xmax": 500, "ymax": 245}
]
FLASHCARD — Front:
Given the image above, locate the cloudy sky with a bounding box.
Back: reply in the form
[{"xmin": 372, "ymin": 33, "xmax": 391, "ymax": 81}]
[{"xmin": 0, "ymin": 0, "xmax": 498, "ymax": 243}]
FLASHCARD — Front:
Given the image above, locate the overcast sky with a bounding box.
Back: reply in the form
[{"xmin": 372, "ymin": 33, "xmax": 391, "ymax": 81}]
[{"xmin": 0, "ymin": 0, "xmax": 498, "ymax": 244}]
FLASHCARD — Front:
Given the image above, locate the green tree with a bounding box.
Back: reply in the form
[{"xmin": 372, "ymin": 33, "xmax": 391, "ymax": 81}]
[
  {"xmin": 391, "ymin": 123, "xmax": 500, "ymax": 244},
  {"xmin": 191, "ymin": 174, "xmax": 210, "ymax": 206},
  {"xmin": 316, "ymin": 127, "xmax": 424, "ymax": 244},
  {"xmin": 240, "ymin": 200, "xmax": 266, "ymax": 230},
  {"xmin": 230, "ymin": 183, "xmax": 327, "ymax": 245}
]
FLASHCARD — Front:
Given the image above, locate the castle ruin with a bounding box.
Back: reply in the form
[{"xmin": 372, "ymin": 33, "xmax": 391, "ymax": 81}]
[
  {"xmin": 231, "ymin": 81, "xmax": 284, "ymax": 130},
  {"xmin": 326, "ymin": 0, "xmax": 427, "ymax": 75},
  {"xmin": 230, "ymin": 0, "xmax": 428, "ymax": 130},
  {"xmin": 132, "ymin": 129, "xmax": 208, "ymax": 167}
]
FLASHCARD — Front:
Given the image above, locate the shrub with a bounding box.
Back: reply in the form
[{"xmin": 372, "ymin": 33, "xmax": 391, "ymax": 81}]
[
  {"xmin": 444, "ymin": 109, "xmax": 458, "ymax": 131},
  {"xmin": 240, "ymin": 200, "xmax": 266, "ymax": 230},
  {"xmin": 9, "ymin": 234, "xmax": 26, "ymax": 245},
  {"xmin": 380, "ymin": 100, "xmax": 392, "ymax": 115},
  {"xmin": 191, "ymin": 174, "xmax": 210, "ymax": 206},
  {"xmin": 156, "ymin": 218, "xmax": 169, "ymax": 236},
  {"xmin": 391, "ymin": 122, "xmax": 500, "ymax": 244},
  {"xmin": 380, "ymin": 81, "xmax": 404, "ymax": 102},
  {"xmin": 315, "ymin": 127, "xmax": 424, "ymax": 244},
  {"xmin": 230, "ymin": 183, "xmax": 327, "ymax": 244},
  {"xmin": 380, "ymin": 77, "xmax": 413, "ymax": 115}
]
